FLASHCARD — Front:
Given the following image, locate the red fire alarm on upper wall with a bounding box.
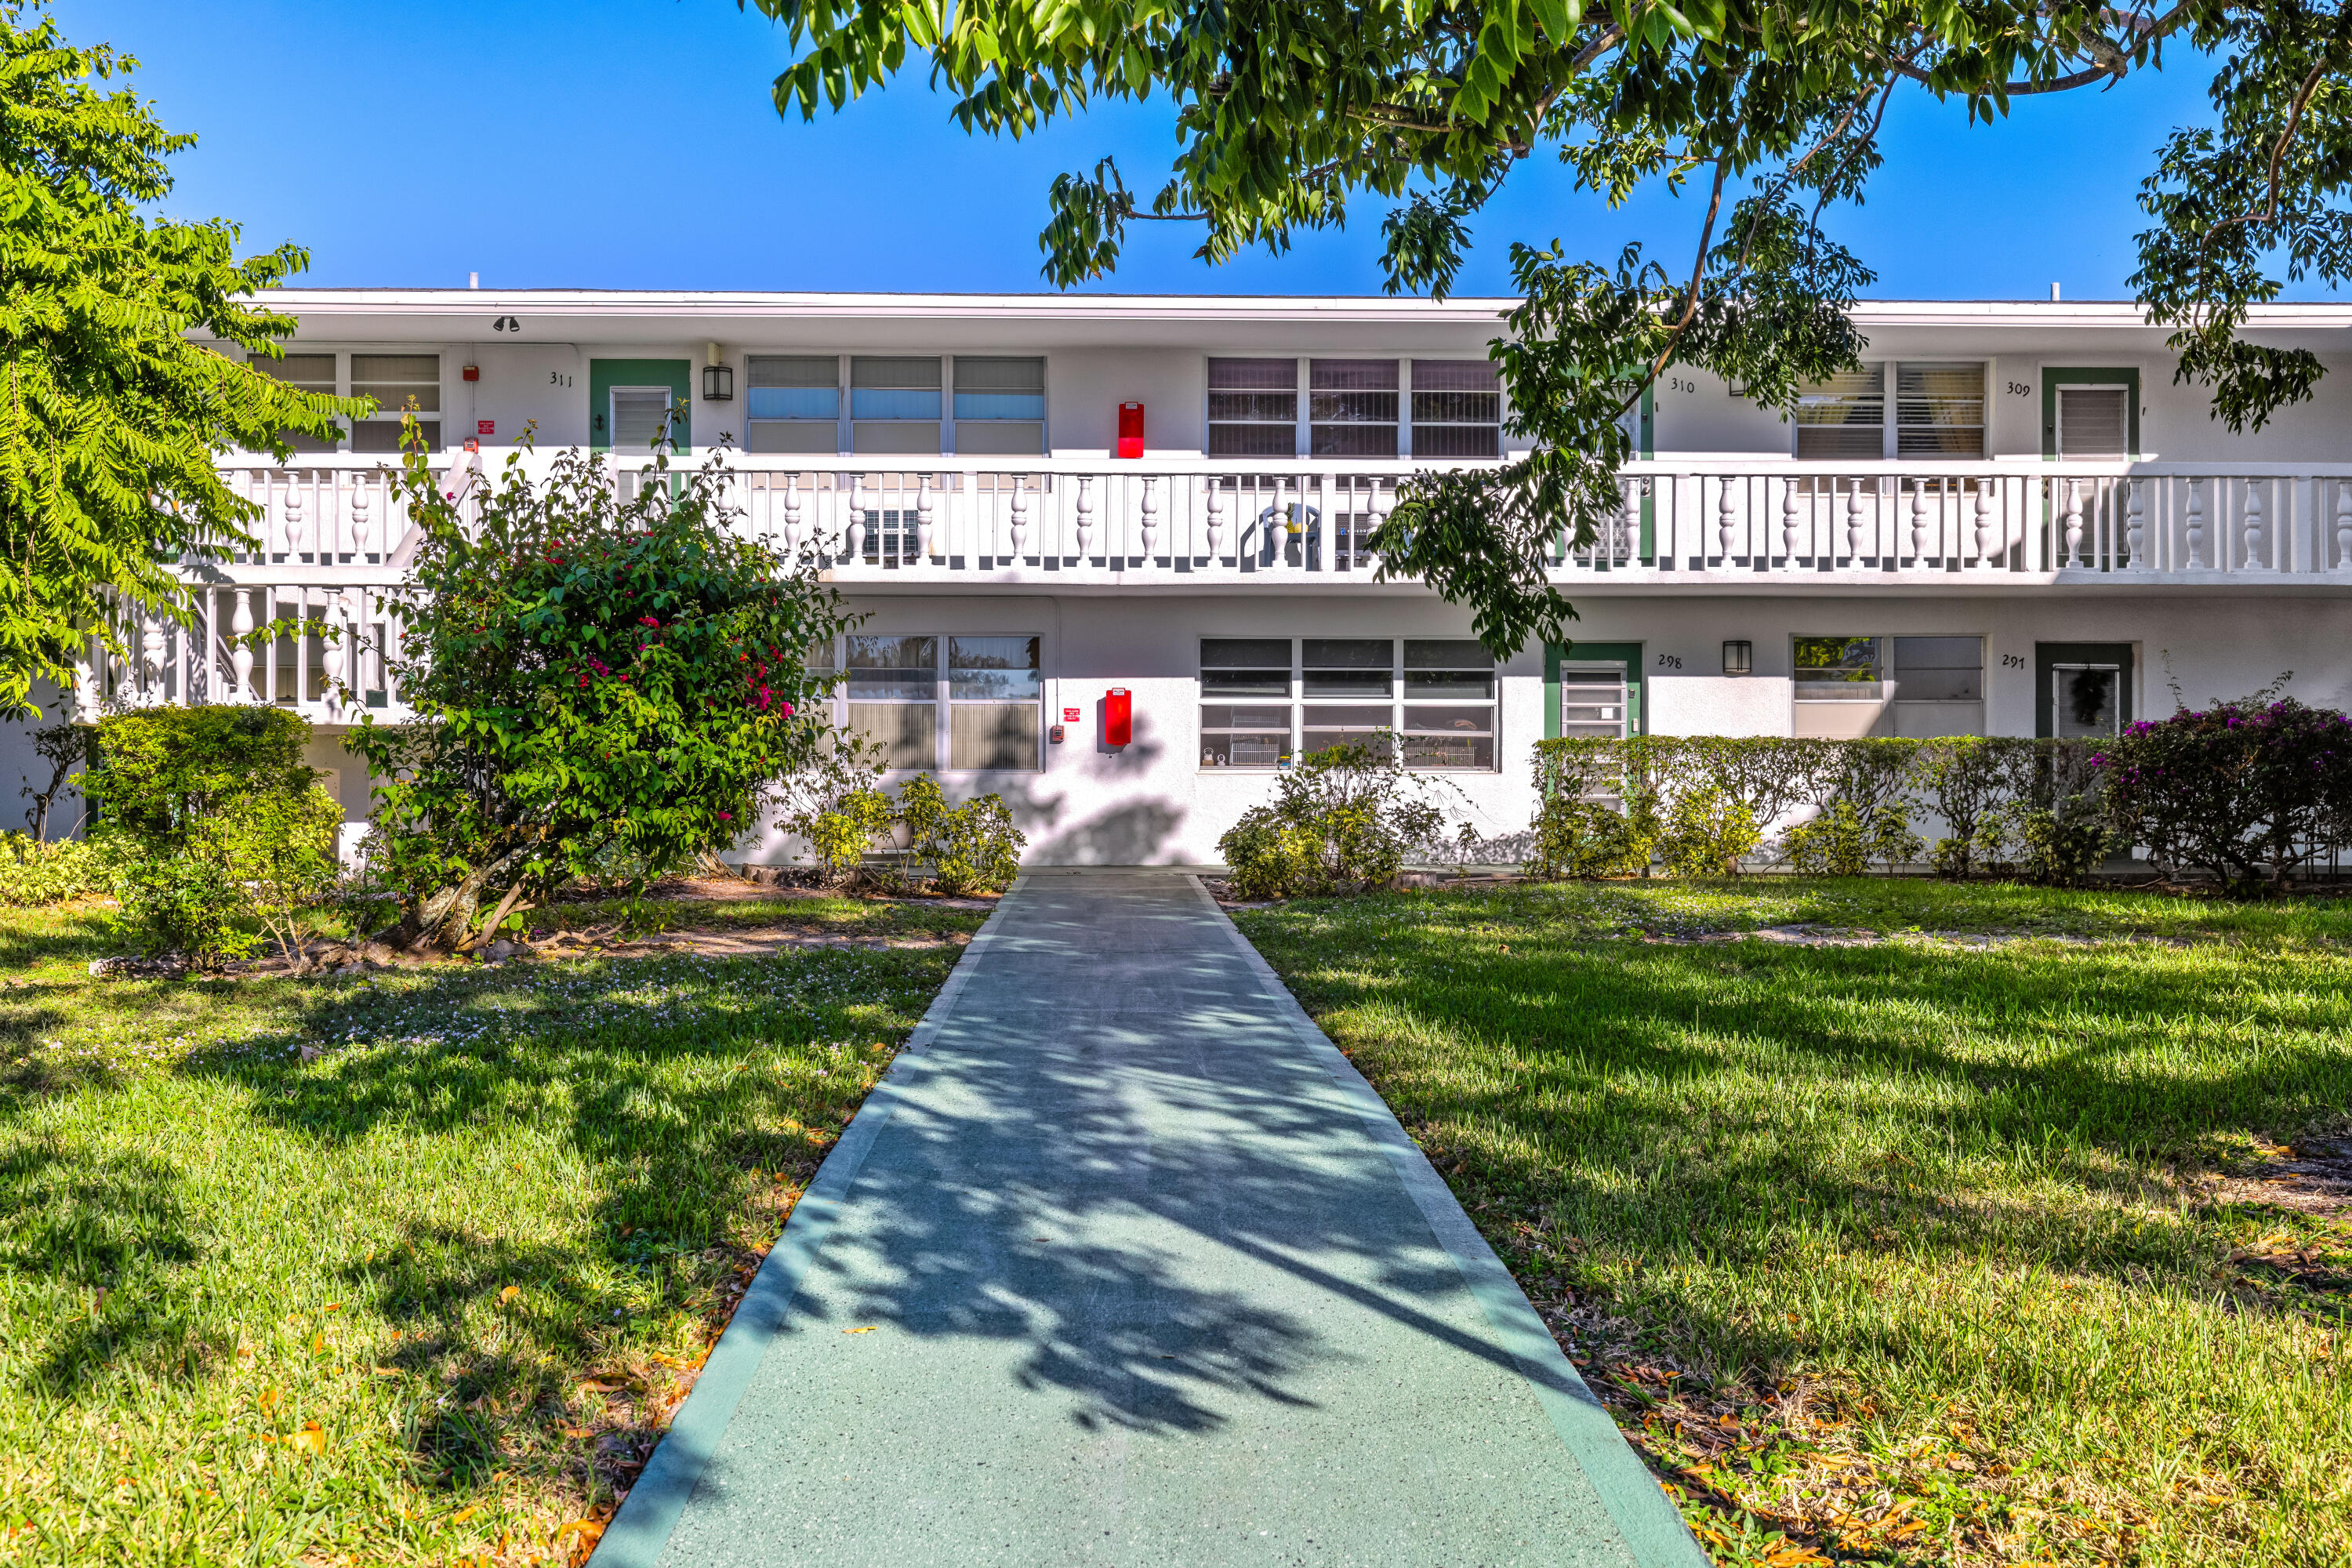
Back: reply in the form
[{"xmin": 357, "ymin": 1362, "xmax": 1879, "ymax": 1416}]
[
  {"xmin": 462, "ymin": 365, "xmax": 480, "ymax": 382},
  {"xmin": 1116, "ymin": 401, "xmax": 1144, "ymax": 459},
  {"xmin": 1104, "ymin": 688, "xmax": 1132, "ymax": 747}
]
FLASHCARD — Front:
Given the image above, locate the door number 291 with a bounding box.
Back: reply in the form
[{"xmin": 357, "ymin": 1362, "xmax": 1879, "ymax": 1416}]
[{"xmin": 2001, "ymin": 654, "xmax": 2026, "ymax": 668}]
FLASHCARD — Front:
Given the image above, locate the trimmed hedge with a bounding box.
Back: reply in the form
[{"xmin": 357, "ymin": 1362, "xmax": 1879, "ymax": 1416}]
[{"xmin": 1531, "ymin": 735, "xmax": 2120, "ymax": 884}]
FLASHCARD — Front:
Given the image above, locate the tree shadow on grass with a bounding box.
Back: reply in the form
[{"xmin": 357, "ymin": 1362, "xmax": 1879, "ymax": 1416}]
[{"xmin": 0, "ymin": 1142, "xmax": 198, "ymax": 1395}]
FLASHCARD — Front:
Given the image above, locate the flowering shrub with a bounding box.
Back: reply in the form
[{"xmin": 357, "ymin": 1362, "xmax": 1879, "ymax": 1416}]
[
  {"xmin": 350, "ymin": 433, "xmax": 852, "ymax": 950},
  {"xmin": 2097, "ymin": 698, "xmax": 2352, "ymax": 891},
  {"xmin": 1218, "ymin": 743, "xmax": 1449, "ymax": 898}
]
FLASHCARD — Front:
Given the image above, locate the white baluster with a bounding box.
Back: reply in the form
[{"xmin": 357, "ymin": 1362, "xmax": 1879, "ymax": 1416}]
[
  {"xmin": 2063, "ymin": 479, "xmax": 2085, "ymax": 568},
  {"xmin": 1842, "ymin": 482, "xmax": 1862, "ymax": 567},
  {"xmin": 1367, "ymin": 481, "xmax": 1394, "ymax": 568},
  {"xmin": 71, "ymin": 648, "xmax": 96, "ymax": 720},
  {"xmin": 140, "ymin": 618, "xmax": 165, "ymax": 705},
  {"xmin": 229, "ymin": 590, "xmax": 256, "ymax": 701},
  {"xmin": 348, "ymin": 481, "xmax": 372, "ymax": 562},
  {"xmin": 2336, "ymin": 480, "xmax": 2352, "ymax": 572},
  {"xmin": 1204, "ymin": 481, "xmax": 1226, "ymax": 563},
  {"xmin": 1074, "ymin": 474, "xmax": 1094, "ymax": 561},
  {"xmin": 281, "ymin": 479, "xmax": 303, "ymax": 562},
  {"xmin": 2186, "ymin": 477, "xmax": 2207, "ymax": 568},
  {"xmin": 915, "ymin": 475, "xmax": 935, "ymax": 564},
  {"xmin": 782, "ymin": 478, "xmax": 803, "ymax": 557},
  {"xmin": 1973, "ymin": 481, "xmax": 1998, "ymax": 568},
  {"xmin": 1715, "ymin": 478, "xmax": 1736, "ymax": 567},
  {"xmin": 321, "ymin": 591, "xmax": 347, "ymax": 717},
  {"xmin": 1907, "ymin": 481, "xmax": 1928, "ymax": 568},
  {"xmin": 1140, "ymin": 475, "xmax": 1160, "ymax": 562},
  {"xmin": 2242, "ymin": 478, "xmax": 2266, "ymax": 571},
  {"xmin": 847, "ymin": 481, "xmax": 868, "ymax": 564},
  {"xmin": 1777, "ymin": 480, "xmax": 1798, "ymax": 569},
  {"xmin": 1008, "ymin": 482, "xmax": 1030, "ymax": 560},
  {"xmin": 2126, "ymin": 478, "xmax": 2147, "ymax": 569}
]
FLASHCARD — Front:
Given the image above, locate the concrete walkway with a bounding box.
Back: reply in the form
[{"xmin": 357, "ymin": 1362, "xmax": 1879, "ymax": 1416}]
[{"xmin": 595, "ymin": 873, "xmax": 1703, "ymax": 1568}]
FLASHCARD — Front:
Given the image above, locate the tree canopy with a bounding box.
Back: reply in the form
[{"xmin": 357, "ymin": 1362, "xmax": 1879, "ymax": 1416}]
[
  {"xmin": 0, "ymin": 5, "xmax": 355, "ymax": 713},
  {"xmin": 745, "ymin": 0, "xmax": 2352, "ymax": 654}
]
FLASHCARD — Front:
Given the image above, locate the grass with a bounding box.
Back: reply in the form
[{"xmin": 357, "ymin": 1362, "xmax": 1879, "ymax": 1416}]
[
  {"xmin": 1234, "ymin": 877, "xmax": 2352, "ymax": 1568},
  {"xmin": 0, "ymin": 895, "xmax": 983, "ymax": 1566}
]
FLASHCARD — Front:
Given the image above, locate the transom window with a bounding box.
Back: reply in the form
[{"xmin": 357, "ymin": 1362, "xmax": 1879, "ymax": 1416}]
[
  {"xmin": 826, "ymin": 633, "xmax": 1042, "ymax": 771},
  {"xmin": 1198, "ymin": 637, "xmax": 1497, "ymax": 771}
]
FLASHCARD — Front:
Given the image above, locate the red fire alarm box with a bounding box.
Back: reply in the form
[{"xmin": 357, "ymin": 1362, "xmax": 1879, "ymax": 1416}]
[
  {"xmin": 1116, "ymin": 401, "xmax": 1144, "ymax": 459},
  {"xmin": 462, "ymin": 365, "xmax": 480, "ymax": 382},
  {"xmin": 1104, "ymin": 688, "xmax": 1132, "ymax": 747}
]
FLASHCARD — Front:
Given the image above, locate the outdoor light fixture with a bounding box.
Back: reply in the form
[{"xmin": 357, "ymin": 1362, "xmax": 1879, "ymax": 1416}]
[
  {"xmin": 1722, "ymin": 640, "xmax": 1754, "ymax": 676},
  {"xmin": 702, "ymin": 342, "xmax": 733, "ymax": 402}
]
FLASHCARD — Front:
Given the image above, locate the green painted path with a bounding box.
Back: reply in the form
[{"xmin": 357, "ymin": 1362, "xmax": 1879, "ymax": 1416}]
[{"xmin": 595, "ymin": 873, "xmax": 1704, "ymax": 1568}]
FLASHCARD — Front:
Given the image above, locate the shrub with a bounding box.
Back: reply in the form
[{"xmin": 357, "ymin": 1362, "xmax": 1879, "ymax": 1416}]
[
  {"xmin": 0, "ymin": 831, "xmax": 112, "ymax": 905},
  {"xmin": 350, "ymin": 436, "xmax": 852, "ymax": 951},
  {"xmin": 1218, "ymin": 743, "xmax": 1450, "ymax": 899},
  {"xmin": 796, "ymin": 773, "xmax": 1026, "ymax": 894},
  {"xmin": 1784, "ymin": 739, "xmax": 1924, "ymax": 875},
  {"xmin": 924, "ymin": 792, "xmax": 1025, "ymax": 895},
  {"xmin": 82, "ymin": 706, "xmax": 342, "ymax": 965},
  {"xmin": 2097, "ymin": 697, "xmax": 2352, "ymax": 891},
  {"xmin": 20, "ymin": 720, "xmax": 96, "ymax": 840},
  {"xmin": 1657, "ymin": 782, "xmax": 1761, "ymax": 877}
]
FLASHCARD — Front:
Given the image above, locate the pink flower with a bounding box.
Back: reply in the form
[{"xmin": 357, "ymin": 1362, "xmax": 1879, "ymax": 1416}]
[
  {"xmin": 778, "ymin": 701, "xmax": 795, "ymax": 718},
  {"xmin": 717, "ymin": 811, "xmax": 733, "ymax": 822}
]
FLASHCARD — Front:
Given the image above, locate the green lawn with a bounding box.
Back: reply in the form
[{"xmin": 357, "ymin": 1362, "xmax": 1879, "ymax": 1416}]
[
  {"xmin": 0, "ymin": 896, "xmax": 982, "ymax": 1566},
  {"xmin": 1236, "ymin": 877, "xmax": 2352, "ymax": 1568}
]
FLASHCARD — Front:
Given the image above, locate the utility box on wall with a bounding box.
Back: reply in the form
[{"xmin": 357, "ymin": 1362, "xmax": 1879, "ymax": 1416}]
[
  {"xmin": 1116, "ymin": 402, "xmax": 1144, "ymax": 459},
  {"xmin": 1103, "ymin": 688, "xmax": 1131, "ymax": 747}
]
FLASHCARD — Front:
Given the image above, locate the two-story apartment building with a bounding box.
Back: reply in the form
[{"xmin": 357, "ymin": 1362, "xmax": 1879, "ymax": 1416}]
[{"xmin": 30, "ymin": 289, "xmax": 2352, "ymax": 866}]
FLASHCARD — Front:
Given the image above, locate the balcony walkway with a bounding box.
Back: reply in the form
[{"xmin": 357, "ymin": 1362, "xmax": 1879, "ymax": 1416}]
[{"xmin": 592, "ymin": 872, "xmax": 1699, "ymax": 1568}]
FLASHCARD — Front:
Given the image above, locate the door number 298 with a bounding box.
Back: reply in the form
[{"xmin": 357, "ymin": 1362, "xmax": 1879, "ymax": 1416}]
[{"xmin": 1656, "ymin": 653, "xmax": 1682, "ymax": 670}]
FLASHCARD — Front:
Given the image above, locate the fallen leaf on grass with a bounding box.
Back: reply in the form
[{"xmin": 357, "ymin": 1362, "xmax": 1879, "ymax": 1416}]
[
  {"xmin": 371, "ymin": 1366, "xmax": 401, "ymax": 1378},
  {"xmin": 842, "ymin": 1326, "xmax": 878, "ymax": 1334},
  {"xmin": 256, "ymin": 1386, "xmax": 279, "ymax": 1411},
  {"xmin": 560, "ymin": 1426, "xmax": 595, "ymax": 1439},
  {"xmin": 577, "ymin": 1377, "xmax": 626, "ymax": 1393},
  {"xmin": 499, "ymin": 1285, "xmax": 521, "ymax": 1305},
  {"xmin": 289, "ymin": 1424, "xmax": 328, "ymax": 1457}
]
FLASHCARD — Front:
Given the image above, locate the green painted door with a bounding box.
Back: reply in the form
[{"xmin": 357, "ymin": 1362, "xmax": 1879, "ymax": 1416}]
[{"xmin": 589, "ymin": 359, "xmax": 691, "ymax": 453}]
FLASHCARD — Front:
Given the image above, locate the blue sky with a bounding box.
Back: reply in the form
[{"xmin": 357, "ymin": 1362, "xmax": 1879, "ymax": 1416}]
[{"xmin": 70, "ymin": 0, "xmax": 2253, "ymax": 301}]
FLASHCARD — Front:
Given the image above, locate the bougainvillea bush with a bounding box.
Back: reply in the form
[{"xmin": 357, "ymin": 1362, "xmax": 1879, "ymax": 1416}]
[
  {"xmin": 350, "ymin": 435, "xmax": 852, "ymax": 951},
  {"xmin": 2097, "ymin": 699, "xmax": 2352, "ymax": 892}
]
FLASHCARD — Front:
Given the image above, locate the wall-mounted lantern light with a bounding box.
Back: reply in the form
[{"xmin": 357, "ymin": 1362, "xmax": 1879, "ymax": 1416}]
[
  {"xmin": 1722, "ymin": 640, "xmax": 1754, "ymax": 676},
  {"xmin": 702, "ymin": 341, "xmax": 733, "ymax": 402}
]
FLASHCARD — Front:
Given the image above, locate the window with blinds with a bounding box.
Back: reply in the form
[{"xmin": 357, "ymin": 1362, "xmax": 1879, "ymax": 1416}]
[
  {"xmin": 746, "ymin": 355, "xmax": 840, "ymax": 454},
  {"xmin": 1207, "ymin": 358, "xmax": 1298, "ymax": 457},
  {"xmin": 953, "ymin": 358, "xmax": 1046, "ymax": 456},
  {"xmin": 829, "ymin": 633, "xmax": 1042, "ymax": 771},
  {"xmin": 1198, "ymin": 637, "xmax": 1496, "ymax": 771},
  {"xmin": 1410, "ymin": 360, "xmax": 1502, "ymax": 459},
  {"xmin": 253, "ymin": 353, "xmax": 339, "ymax": 452},
  {"xmin": 351, "ymin": 354, "xmax": 440, "ymax": 452},
  {"xmin": 851, "ymin": 357, "xmax": 942, "ymax": 456},
  {"xmin": 1794, "ymin": 367, "xmax": 1884, "ymax": 459},
  {"xmin": 1309, "ymin": 360, "xmax": 1399, "ymax": 457},
  {"xmin": 1896, "ymin": 363, "xmax": 1985, "ymax": 457},
  {"xmin": 609, "ymin": 388, "xmax": 675, "ymax": 454}
]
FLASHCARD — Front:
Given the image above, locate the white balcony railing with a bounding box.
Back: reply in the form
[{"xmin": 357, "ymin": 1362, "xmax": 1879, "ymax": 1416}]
[{"xmin": 74, "ymin": 452, "xmax": 2352, "ymax": 720}]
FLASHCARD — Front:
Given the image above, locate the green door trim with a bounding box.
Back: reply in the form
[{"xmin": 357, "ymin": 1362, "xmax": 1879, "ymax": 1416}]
[
  {"xmin": 1544, "ymin": 641, "xmax": 1646, "ymax": 741},
  {"xmin": 589, "ymin": 358, "xmax": 693, "ymax": 454},
  {"xmin": 2039, "ymin": 368, "xmax": 2141, "ymax": 459},
  {"xmin": 2034, "ymin": 641, "xmax": 2135, "ymax": 738}
]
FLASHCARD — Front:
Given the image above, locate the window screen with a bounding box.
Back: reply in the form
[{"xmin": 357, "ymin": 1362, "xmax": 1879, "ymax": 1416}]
[
  {"xmin": 1794, "ymin": 366, "xmax": 1884, "ymax": 460},
  {"xmin": 1794, "ymin": 636, "xmax": 1882, "ymax": 698},
  {"xmin": 952, "ymin": 357, "xmax": 1045, "ymax": 457},
  {"xmin": 948, "ymin": 636, "xmax": 1040, "ymax": 770},
  {"xmin": 1200, "ymin": 639, "xmax": 1292, "ymax": 768},
  {"xmin": 1207, "ymin": 358, "xmax": 1298, "ymax": 458},
  {"xmin": 1401, "ymin": 640, "xmax": 1495, "ymax": 769},
  {"xmin": 351, "ymin": 354, "xmax": 440, "ymax": 452},
  {"xmin": 1308, "ymin": 360, "xmax": 1399, "ymax": 457},
  {"xmin": 2057, "ymin": 386, "xmax": 2129, "ymax": 459},
  {"xmin": 851, "ymin": 357, "xmax": 942, "ymax": 456},
  {"xmin": 844, "ymin": 634, "xmax": 938, "ymax": 770},
  {"xmin": 1891, "ymin": 637, "xmax": 1983, "ymax": 702},
  {"xmin": 1410, "ymin": 360, "xmax": 1502, "ymax": 459},
  {"xmin": 746, "ymin": 356, "xmax": 840, "ymax": 455},
  {"xmin": 253, "ymin": 353, "xmax": 339, "ymax": 452},
  {"xmin": 1896, "ymin": 363, "xmax": 1985, "ymax": 458}
]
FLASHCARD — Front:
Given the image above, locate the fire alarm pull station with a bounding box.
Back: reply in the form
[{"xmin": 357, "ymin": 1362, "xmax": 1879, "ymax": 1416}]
[
  {"xmin": 1050, "ymin": 724, "xmax": 1065, "ymax": 745},
  {"xmin": 1104, "ymin": 688, "xmax": 1132, "ymax": 747},
  {"xmin": 1116, "ymin": 402, "xmax": 1144, "ymax": 459}
]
